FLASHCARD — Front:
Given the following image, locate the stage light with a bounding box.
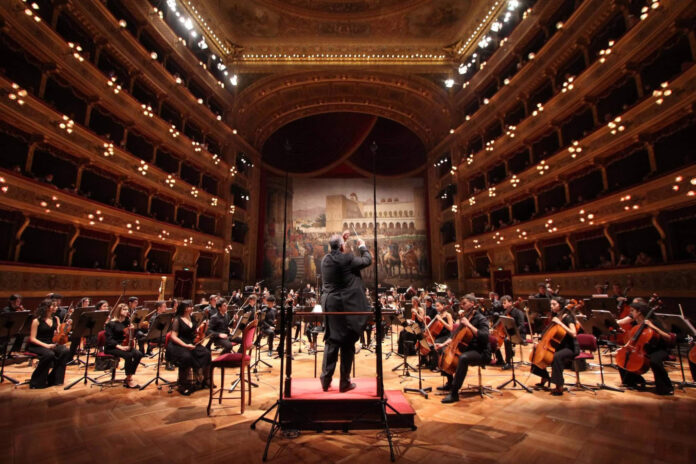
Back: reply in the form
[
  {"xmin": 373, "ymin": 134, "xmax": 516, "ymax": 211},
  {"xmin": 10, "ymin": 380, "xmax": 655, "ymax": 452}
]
[
  {"xmin": 444, "ymin": 78, "xmax": 455, "ymax": 88},
  {"xmin": 230, "ymin": 75, "xmax": 238, "ymax": 86},
  {"xmin": 198, "ymin": 39, "xmax": 207, "ymax": 49}
]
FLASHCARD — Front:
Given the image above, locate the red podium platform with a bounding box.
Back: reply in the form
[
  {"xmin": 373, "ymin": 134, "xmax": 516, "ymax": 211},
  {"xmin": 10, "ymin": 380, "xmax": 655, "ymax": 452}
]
[{"xmin": 279, "ymin": 377, "xmax": 416, "ymax": 431}]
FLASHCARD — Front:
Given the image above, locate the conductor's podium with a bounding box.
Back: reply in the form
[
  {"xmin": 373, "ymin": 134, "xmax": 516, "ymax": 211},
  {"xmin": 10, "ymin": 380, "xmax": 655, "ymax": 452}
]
[{"xmin": 280, "ymin": 377, "xmax": 416, "ymax": 431}]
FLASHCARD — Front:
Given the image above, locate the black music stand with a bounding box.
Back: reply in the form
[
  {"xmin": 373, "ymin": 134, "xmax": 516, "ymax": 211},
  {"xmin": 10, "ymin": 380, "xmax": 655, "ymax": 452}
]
[
  {"xmin": 586, "ymin": 297, "xmax": 617, "ymax": 314},
  {"xmin": 581, "ymin": 310, "xmax": 625, "ymax": 392},
  {"xmin": 64, "ymin": 310, "xmax": 109, "ymax": 390},
  {"xmin": 404, "ymin": 341, "xmax": 432, "ymax": 399},
  {"xmin": 0, "ymin": 311, "xmax": 32, "ymax": 384},
  {"xmin": 496, "ymin": 316, "xmax": 532, "ymax": 393},
  {"xmin": 527, "ymin": 298, "xmax": 550, "ymax": 336},
  {"xmin": 251, "ymin": 311, "xmax": 272, "ymax": 375},
  {"xmin": 654, "ymin": 313, "xmax": 696, "ymax": 389},
  {"xmin": 139, "ymin": 312, "xmax": 174, "ymax": 390},
  {"xmin": 66, "ymin": 305, "xmax": 94, "ymax": 367}
]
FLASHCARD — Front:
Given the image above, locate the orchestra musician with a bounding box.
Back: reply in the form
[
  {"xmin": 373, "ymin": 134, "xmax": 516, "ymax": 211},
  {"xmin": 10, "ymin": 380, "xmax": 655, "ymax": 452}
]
[
  {"xmin": 166, "ymin": 301, "xmax": 212, "ymax": 395},
  {"xmin": 424, "ymin": 298, "xmax": 455, "ymax": 370},
  {"xmin": 446, "ymin": 288, "xmax": 459, "ymax": 312},
  {"xmin": 488, "ymin": 292, "xmax": 502, "ymax": 313},
  {"xmin": 530, "ymin": 297, "xmax": 578, "ymax": 396},
  {"xmin": 104, "ymin": 303, "xmax": 143, "ymax": 389},
  {"xmin": 126, "ymin": 296, "xmax": 148, "ymax": 353},
  {"xmin": 26, "ymin": 299, "xmax": 71, "ymax": 389},
  {"xmin": 423, "ymin": 296, "xmax": 437, "ymax": 320},
  {"xmin": 205, "ymin": 294, "xmax": 219, "ymax": 317},
  {"xmin": 411, "ymin": 297, "xmax": 426, "ymax": 329},
  {"xmin": 319, "ymin": 233, "xmax": 371, "ymax": 393},
  {"xmin": 616, "ymin": 299, "xmax": 674, "ymax": 395},
  {"xmin": 532, "ymin": 283, "xmax": 551, "ymax": 299},
  {"xmin": 207, "ymin": 299, "xmax": 235, "ymax": 353},
  {"xmin": 492, "ymin": 295, "xmax": 527, "ymax": 369},
  {"xmin": 259, "ymin": 295, "xmax": 277, "ymax": 356},
  {"xmin": 436, "ymin": 294, "xmax": 491, "ymax": 403}
]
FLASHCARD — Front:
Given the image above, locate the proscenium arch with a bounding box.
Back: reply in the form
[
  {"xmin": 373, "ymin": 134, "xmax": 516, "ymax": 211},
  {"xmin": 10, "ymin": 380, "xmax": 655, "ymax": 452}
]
[{"xmin": 233, "ymin": 71, "xmax": 453, "ymax": 150}]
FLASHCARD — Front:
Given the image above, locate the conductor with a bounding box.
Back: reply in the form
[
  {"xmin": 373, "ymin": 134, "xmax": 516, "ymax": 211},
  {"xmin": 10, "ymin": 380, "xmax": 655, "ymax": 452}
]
[{"xmin": 319, "ymin": 232, "xmax": 372, "ymax": 392}]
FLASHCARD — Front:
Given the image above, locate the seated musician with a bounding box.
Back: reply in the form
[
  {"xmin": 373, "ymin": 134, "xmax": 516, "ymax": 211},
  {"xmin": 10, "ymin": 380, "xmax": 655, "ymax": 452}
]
[
  {"xmin": 446, "ymin": 289, "xmax": 459, "ymax": 313},
  {"xmin": 530, "ymin": 297, "xmax": 578, "ymax": 396},
  {"xmin": 259, "ymin": 296, "xmax": 277, "ymax": 355},
  {"xmin": 532, "ymin": 283, "xmax": 550, "ymax": 299},
  {"xmin": 436, "ymin": 294, "xmax": 491, "ymax": 403},
  {"xmin": 143, "ymin": 301, "xmax": 168, "ymax": 355},
  {"xmin": 126, "ymin": 296, "xmax": 147, "ymax": 353},
  {"xmin": 26, "ymin": 299, "xmax": 71, "ymax": 388},
  {"xmin": 492, "ymin": 295, "xmax": 527, "ymax": 369},
  {"xmin": 104, "ymin": 303, "xmax": 143, "ymax": 389},
  {"xmin": 423, "ymin": 296, "xmax": 437, "ymax": 320},
  {"xmin": 411, "ymin": 297, "xmax": 426, "ymax": 329},
  {"xmin": 166, "ymin": 301, "xmax": 211, "ymax": 394},
  {"xmin": 207, "ymin": 299, "xmax": 235, "ymax": 353},
  {"xmin": 617, "ymin": 299, "xmax": 674, "ymax": 395}
]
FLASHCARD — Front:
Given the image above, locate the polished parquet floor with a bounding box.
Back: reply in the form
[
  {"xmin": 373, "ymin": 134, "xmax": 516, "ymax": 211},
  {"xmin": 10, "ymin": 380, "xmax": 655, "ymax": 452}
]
[{"xmin": 2, "ymin": 332, "xmax": 695, "ymax": 464}]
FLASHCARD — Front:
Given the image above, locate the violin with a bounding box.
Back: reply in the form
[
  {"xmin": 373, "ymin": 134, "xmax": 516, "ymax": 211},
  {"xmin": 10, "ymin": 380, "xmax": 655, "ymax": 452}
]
[
  {"xmin": 53, "ymin": 302, "xmax": 74, "ymax": 344},
  {"xmin": 194, "ymin": 319, "xmax": 209, "ymax": 345},
  {"xmin": 615, "ymin": 296, "xmax": 662, "ymax": 374},
  {"xmin": 438, "ymin": 306, "xmax": 476, "ymax": 375},
  {"xmin": 530, "ymin": 300, "xmax": 581, "ymax": 370},
  {"xmin": 122, "ymin": 324, "xmax": 136, "ymax": 350}
]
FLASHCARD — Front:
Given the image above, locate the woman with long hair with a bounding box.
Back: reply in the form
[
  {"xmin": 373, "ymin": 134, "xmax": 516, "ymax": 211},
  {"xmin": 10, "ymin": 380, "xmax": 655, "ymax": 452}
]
[
  {"xmin": 26, "ymin": 299, "xmax": 71, "ymax": 388},
  {"xmin": 104, "ymin": 303, "xmax": 143, "ymax": 388},
  {"xmin": 166, "ymin": 300, "xmax": 211, "ymax": 394}
]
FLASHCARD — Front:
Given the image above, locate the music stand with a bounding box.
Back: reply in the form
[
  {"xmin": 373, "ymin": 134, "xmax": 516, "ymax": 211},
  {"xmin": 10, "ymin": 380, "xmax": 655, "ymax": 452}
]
[
  {"xmin": 527, "ymin": 298, "xmax": 550, "ymax": 335},
  {"xmin": 66, "ymin": 305, "xmax": 94, "ymax": 366},
  {"xmin": 0, "ymin": 311, "xmax": 32, "ymax": 384},
  {"xmin": 496, "ymin": 316, "xmax": 532, "ymax": 393},
  {"xmin": 140, "ymin": 312, "xmax": 175, "ymax": 390},
  {"xmin": 583, "ymin": 310, "xmax": 625, "ymax": 392},
  {"xmin": 586, "ymin": 297, "xmax": 616, "ymax": 314},
  {"xmin": 64, "ymin": 310, "xmax": 109, "ymax": 390},
  {"xmin": 404, "ymin": 342, "xmax": 432, "ymax": 399},
  {"xmin": 654, "ymin": 313, "xmax": 696, "ymax": 389},
  {"xmin": 251, "ymin": 311, "xmax": 272, "ymax": 374}
]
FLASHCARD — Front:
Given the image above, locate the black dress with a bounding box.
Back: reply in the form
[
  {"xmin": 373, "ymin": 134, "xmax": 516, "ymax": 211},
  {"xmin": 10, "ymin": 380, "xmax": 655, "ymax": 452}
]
[
  {"xmin": 166, "ymin": 316, "xmax": 211, "ymax": 371},
  {"xmin": 26, "ymin": 316, "xmax": 71, "ymax": 388},
  {"xmin": 618, "ymin": 318, "xmax": 674, "ymax": 394},
  {"xmin": 104, "ymin": 320, "xmax": 143, "ymax": 376}
]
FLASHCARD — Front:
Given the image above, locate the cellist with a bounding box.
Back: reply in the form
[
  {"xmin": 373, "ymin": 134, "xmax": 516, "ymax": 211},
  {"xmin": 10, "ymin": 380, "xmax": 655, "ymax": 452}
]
[
  {"xmin": 617, "ymin": 299, "xmax": 673, "ymax": 395},
  {"xmin": 530, "ymin": 297, "xmax": 578, "ymax": 396},
  {"xmin": 492, "ymin": 295, "xmax": 527, "ymax": 369},
  {"xmin": 436, "ymin": 294, "xmax": 490, "ymax": 404},
  {"xmin": 423, "ymin": 298, "xmax": 454, "ymax": 370}
]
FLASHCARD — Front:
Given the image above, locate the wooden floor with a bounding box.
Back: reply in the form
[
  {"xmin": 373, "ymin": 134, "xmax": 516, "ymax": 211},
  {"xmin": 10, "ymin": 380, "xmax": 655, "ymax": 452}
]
[{"xmin": 2, "ymin": 335, "xmax": 695, "ymax": 464}]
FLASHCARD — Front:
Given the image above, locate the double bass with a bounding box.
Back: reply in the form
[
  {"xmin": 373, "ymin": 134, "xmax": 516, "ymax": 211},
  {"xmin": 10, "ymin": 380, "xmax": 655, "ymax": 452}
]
[
  {"xmin": 529, "ymin": 300, "xmax": 582, "ymax": 370},
  {"xmin": 615, "ymin": 296, "xmax": 662, "ymax": 374},
  {"xmin": 438, "ymin": 306, "xmax": 476, "ymax": 375}
]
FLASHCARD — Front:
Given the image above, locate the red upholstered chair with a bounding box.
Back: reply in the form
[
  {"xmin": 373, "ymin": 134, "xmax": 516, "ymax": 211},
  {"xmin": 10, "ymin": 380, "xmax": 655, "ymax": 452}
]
[
  {"xmin": 207, "ymin": 319, "xmax": 258, "ymax": 415},
  {"xmin": 568, "ymin": 333, "xmax": 598, "ymax": 394}
]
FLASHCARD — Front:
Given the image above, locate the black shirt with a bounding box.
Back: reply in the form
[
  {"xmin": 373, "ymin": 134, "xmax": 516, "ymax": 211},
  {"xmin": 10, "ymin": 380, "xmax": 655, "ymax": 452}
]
[
  {"xmin": 558, "ymin": 313, "xmax": 578, "ymax": 352},
  {"xmin": 207, "ymin": 312, "xmax": 231, "ymax": 338},
  {"xmin": 32, "ymin": 317, "xmax": 58, "ymax": 345},
  {"xmin": 172, "ymin": 316, "xmax": 196, "ymax": 345},
  {"xmin": 105, "ymin": 320, "xmax": 128, "ymax": 350},
  {"xmin": 450, "ymin": 310, "xmax": 489, "ymax": 354}
]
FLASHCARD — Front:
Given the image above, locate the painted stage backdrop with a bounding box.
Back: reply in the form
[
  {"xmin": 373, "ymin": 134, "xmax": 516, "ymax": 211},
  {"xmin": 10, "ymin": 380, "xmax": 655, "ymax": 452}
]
[{"xmin": 261, "ymin": 177, "xmax": 430, "ymax": 289}]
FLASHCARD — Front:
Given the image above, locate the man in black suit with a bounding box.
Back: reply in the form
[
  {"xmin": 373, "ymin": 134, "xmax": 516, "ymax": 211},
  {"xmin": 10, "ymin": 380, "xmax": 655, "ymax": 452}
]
[{"xmin": 319, "ymin": 233, "xmax": 372, "ymax": 393}]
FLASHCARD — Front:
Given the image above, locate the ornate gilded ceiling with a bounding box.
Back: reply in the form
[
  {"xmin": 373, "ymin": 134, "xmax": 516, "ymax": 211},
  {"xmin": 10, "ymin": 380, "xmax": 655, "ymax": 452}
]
[{"xmin": 185, "ymin": 0, "xmax": 499, "ymax": 65}]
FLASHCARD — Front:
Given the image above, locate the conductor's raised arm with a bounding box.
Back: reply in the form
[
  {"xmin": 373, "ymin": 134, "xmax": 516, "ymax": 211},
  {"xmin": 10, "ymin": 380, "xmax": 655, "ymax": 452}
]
[{"xmin": 350, "ymin": 240, "xmax": 371, "ymax": 270}]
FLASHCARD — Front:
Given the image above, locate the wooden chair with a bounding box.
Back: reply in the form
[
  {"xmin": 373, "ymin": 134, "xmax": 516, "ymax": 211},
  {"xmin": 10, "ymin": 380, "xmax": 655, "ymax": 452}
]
[{"xmin": 207, "ymin": 319, "xmax": 258, "ymax": 415}]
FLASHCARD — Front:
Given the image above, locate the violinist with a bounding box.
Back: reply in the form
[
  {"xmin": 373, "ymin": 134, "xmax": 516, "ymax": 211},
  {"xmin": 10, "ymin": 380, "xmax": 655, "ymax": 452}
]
[
  {"xmin": 488, "ymin": 292, "xmax": 502, "ymax": 314},
  {"xmin": 207, "ymin": 299, "xmax": 234, "ymax": 353},
  {"xmin": 446, "ymin": 289, "xmax": 459, "ymax": 313},
  {"xmin": 26, "ymin": 299, "xmax": 71, "ymax": 388},
  {"xmin": 530, "ymin": 297, "xmax": 578, "ymax": 396},
  {"xmin": 617, "ymin": 299, "xmax": 674, "ymax": 395},
  {"xmin": 436, "ymin": 294, "xmax": 491, "ymax": 403},
  {"xmin": 492, "ymin": 295, "xmax": 527, "ymax": 369},
  {"xmin": 104, "ymin": 303, "xmax": 143, "ymax": 389},
  {"xmin": 205, "ymin": 294, "xmax": 219, "ymax": 317},
  {"xmin": 166, "ymin": 301, "xmax": 211, "ymax": 394},
  {"xmin": 259, "ymin": 295, "xmax": 277, "ymax": 356},
  {"xmin": 1, "ymin": 293, "xmax": 23, "ymax": 313}
]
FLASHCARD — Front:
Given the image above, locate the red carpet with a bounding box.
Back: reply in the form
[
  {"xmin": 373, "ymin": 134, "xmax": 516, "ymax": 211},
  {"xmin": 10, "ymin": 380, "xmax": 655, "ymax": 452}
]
[{"xmin": 281, "ymin": 377, "xmax": 416, "ymax": 428}]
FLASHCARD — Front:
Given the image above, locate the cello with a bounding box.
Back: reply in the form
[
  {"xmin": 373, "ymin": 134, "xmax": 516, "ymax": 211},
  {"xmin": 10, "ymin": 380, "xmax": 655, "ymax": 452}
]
[
  {"xmin": 529, "ymin": 299, "xmax": 581, "ymax": 370},
  {"xmin": 438, "ymin": 306, "xmax": 476, "ymax": 375},
  {"xmin": 615, "ymin": 296, "xmax": 662, "ymax": 374}
]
